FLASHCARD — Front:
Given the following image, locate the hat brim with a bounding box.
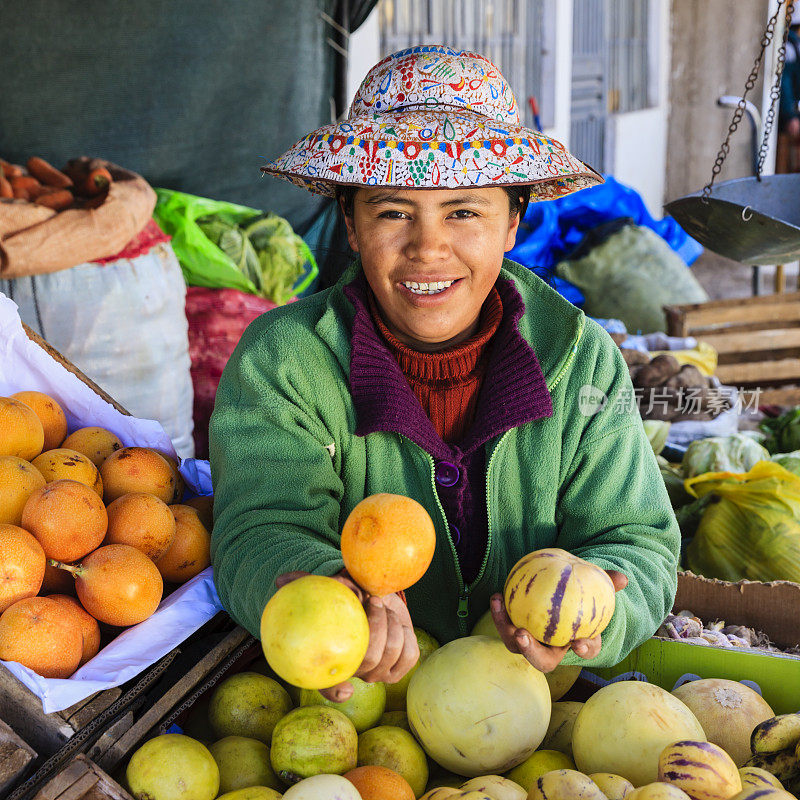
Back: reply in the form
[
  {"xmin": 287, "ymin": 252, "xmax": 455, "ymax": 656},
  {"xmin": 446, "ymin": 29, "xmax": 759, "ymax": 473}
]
[{"xmin": 262, "ymin": 108, "xmax": 603, "ymax": 200}]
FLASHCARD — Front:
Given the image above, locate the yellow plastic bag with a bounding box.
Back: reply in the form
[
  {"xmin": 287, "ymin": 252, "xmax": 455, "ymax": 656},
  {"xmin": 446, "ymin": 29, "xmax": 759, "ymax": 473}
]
[
  {"xmin": 684, "ymin": 461, "xmax": 800, "ymax": 583},
  {"xmin": 650, "ymin": 341, "xmax": 718, "ymax": 377}
]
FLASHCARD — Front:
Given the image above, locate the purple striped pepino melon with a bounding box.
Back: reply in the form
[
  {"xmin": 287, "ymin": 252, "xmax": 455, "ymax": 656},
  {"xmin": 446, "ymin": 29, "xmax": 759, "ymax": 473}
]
[
  {"xmin": 503, "ymin": 548, "xmax": 615, "ymax": 647},
  {"xmin": 658, "ymin": 740, "xmax": 742, "ymax": 800}
]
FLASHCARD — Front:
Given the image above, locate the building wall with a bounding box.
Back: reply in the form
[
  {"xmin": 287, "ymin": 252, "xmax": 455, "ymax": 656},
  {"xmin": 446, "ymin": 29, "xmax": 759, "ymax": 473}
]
[{"xmin": 666, "ymin": 0, "xmax": 769, "ymax": 203}]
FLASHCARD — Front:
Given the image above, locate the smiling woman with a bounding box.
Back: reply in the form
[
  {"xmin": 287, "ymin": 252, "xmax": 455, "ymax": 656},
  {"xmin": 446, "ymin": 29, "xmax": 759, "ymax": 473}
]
[{"xmin": 209, "ymin": 44, "xmax": 680, "ymax": 704}]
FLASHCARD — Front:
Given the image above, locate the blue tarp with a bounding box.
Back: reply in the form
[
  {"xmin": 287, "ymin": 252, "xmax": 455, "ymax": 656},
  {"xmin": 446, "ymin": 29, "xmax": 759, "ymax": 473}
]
[{"xmin": 508, "ymin": 175, "xmax": 704, "ymax": 306}]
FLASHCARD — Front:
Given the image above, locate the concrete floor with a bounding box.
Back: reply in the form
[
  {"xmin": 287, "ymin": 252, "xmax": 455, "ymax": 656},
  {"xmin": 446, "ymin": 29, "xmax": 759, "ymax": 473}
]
[{"xmin": 691, "ymin": 250, "xmax": 800, "ymax": 300}]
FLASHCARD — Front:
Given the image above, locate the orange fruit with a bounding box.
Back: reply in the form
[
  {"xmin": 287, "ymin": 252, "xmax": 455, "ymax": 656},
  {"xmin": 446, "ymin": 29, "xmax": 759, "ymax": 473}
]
[
  {"xmin": 184, "ymin": 495, "xmax": 213, "ymax": 531},
  {"xmin": 0, "ymin": 456, "xmax": 46, "ymax": 525},
  {"xmin": 11, "ymin": 391, "xmax": 67, "ymax": 451},
  {"xmin": 105, "ymin": 493, "xmax": 177, "ymax": 561},
  {"xmin": 0, "ymin": 596, "xmax": 83, "ymax": 678},
  {"xmin": 0, "ymin": 524, "xmax": 46, "ymax": 613},
  {"xmin": 41, "ymin": 561, "xmax": 76, "ymax": 596},
  {"xmin": 31, "ymin": 448, "xmax": 103, "ymax": 497},
  {"xmin": 155, "ymin": 505, "xmax": 211, "ymax": 584},
  {"xmin": 341, "ymin": 493, "xmax": 436, "ymax": 596},
  {"xmin": 100, "ymin": 447, "xmax": 176, "ymax": 504},
  {"xmin": 22, "ymin": 479, "xmax": 108, "ymax": 562},
  {"xmin": 159, "ymin": 454, "xmax": 185, "ymax": 504},
  {"xmin": 61, "ymin": 426, "xmax": 123, "ymax": 467},
  {"xmin": 344, "ymin": 765, "xmax": 416, "ymax": 800},
  {"xmin": 48, "ymin": 594, "xmax": 101, "ymax": 666},
  {"xmin": 72, "ymin": 544, "xmax": 163, "ymax": 627},
  {"xmin": 0, "ymin": 397, "xmax": 44, "ymax": 460}
]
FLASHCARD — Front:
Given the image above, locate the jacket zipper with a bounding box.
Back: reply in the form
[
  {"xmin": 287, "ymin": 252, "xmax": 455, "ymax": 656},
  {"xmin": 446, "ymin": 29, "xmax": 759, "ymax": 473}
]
[{"xmin": 403, "ymin": 315, "xmax": 586, "ymax": 634}]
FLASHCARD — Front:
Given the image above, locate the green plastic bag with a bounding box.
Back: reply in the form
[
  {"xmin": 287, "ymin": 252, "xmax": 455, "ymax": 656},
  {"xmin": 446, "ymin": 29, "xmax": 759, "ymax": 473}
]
[
  {"xmin": 153, "ymin": 189, "xmax": 317, "ymax": 304},
  {"xmin": 684, "ymin": 461, "xmax": 800, "ymax": 583}
]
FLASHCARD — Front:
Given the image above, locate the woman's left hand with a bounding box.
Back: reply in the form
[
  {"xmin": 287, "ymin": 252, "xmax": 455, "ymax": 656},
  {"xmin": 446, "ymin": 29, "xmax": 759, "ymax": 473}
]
[{"xmin": 489, "ymin": 569, "xmax": 628, "ymax": 673}]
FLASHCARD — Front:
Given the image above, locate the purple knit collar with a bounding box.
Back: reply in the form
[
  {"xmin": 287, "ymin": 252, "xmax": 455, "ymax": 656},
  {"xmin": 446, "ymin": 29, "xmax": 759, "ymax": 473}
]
[{"xmin": 344, "ymin": 273, "xmax": 553, "ymax": 461}]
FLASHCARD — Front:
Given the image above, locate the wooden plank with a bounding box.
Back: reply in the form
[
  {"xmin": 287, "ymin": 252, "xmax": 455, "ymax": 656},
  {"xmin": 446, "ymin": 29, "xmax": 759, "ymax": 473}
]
[
  {"xmin": 681, "ymin": 302, "xmax": 800, "ymax": 332},
  {"xmin": 0, "ymin": 665, "xmax": 74, "ymax": 756},
  {"xmin": 32, "ymin": 756, "xmax": 133, "ymax": 800},
  {"xmin": 715, "ymin": 358, "xmax": 800, "ymax": 384},
  {"xmin": 0, "ymin": 717, "xmax": 38, "ymax": 795},
  {"xmin": 696, "ymin": 328, "xmax": 800, "ymax": 355},
  {"xmin": 96, "ymin": 626, "xmax": 250, "ymax": 773},
  {"xmin": 666, "ymin": 290, "xmax": 800, "ymax": 315},
  {"xmin": 756, "ymin": 386, "xmax": 800, "ymax": 405},
  {"xmin": 64, "ymin": 690, "xmax": 122, "ymax": 730}
]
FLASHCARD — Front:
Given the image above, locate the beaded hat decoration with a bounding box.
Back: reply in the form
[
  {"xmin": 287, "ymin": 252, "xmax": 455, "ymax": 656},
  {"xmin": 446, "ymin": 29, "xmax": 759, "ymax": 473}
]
[{"xmin": 262, "ymin": 45, "xmax": 602, "ymax": 199}]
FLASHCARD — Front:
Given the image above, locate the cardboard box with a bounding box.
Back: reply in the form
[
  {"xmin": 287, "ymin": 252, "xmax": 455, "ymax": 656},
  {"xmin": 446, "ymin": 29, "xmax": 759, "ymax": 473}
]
[{"xmin": 596, "ymin": 572, "xmax": 800, "ymax": 713}]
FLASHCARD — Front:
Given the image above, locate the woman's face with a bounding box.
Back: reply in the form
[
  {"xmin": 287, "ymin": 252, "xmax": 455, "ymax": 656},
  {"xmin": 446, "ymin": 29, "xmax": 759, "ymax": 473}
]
[{"xmin": 344, "ymin": 187, "xmax": 521, "ymax": 352}]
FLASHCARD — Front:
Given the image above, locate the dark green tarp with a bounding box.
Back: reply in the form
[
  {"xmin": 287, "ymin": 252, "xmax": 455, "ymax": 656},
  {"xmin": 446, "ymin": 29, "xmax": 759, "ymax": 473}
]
[{"xmin": 0, "ymin": 0, "xmax": 377, "ymax": 249}]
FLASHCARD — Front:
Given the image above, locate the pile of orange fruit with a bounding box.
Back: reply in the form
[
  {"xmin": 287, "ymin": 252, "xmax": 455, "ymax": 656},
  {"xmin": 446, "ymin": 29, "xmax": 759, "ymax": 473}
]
[{"xmin": 0, "ymin": 391, "xmax": 213, "ymax": 679}]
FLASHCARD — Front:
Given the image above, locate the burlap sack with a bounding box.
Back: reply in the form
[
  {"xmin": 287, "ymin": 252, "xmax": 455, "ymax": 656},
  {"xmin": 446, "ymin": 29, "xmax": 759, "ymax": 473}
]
[{"xmin": 0, "ymin": 160, "xmax": 156, "ymax": 278}]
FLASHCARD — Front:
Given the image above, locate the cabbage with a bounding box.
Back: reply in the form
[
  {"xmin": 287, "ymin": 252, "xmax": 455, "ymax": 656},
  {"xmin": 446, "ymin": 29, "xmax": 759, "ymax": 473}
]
[
  {"xmin": 643, "ymin": 420, "xmax": 670, "ymax": 455},
  {"xmin": 682, "ymin": 433, "xmax": 770, "ymax": 478},
  {"xmin": 770, "ymin": 450, "xmax": 800, "ymax": 477},
  {"xmin": 760, "ymin": 408, "xmax": 800, "ymax": 454}
]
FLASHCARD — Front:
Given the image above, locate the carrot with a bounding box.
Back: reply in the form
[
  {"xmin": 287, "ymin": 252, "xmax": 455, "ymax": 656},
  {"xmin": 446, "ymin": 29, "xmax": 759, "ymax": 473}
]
[
  {"xmin": 34, "ymin": 189, "xmax": 74, "ymax": 210},
  {"xmin": 0, "ymin": 159, "xmax": 24, "ymax": 178},
  {"xmin": 0, "ymin": 175, "xmax": 12, "ymax": 198},
  {"xmin": 10, "ymin": 176, "xmax": 41, "ymax": 193},
  {"xmin": 84, "ymin": 167, "xmax": 112, "ymax": 196},
  {"xmin": 27, "ymin": 156, "xmax": 73, "ymax": 188}
]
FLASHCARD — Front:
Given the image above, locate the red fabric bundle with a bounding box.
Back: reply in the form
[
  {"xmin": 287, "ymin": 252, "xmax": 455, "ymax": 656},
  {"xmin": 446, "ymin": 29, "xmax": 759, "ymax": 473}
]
[{"xmin": 185, "ymin": 287, "xmax": 286, "ymax": 458}]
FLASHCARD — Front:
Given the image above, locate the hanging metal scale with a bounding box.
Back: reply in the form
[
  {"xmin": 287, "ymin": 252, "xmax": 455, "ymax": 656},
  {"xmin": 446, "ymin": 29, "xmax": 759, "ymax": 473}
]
[{"xmin": 664, "ymin": 0, "xmax": 800, "ymax": 266}]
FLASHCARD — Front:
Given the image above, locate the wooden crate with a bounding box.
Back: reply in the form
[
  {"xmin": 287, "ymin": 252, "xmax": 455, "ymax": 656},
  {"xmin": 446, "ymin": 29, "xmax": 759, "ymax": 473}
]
[
  {"xmin": 91, "ymin": 628, "xmax": 256, "ymax": 774},
  {"xmin": 0, "ymin": 717, "xmax": 38, "ymax": 796},
  {"xmin": 665, "ymin": 291, "xmax": 800, "ymax": 405},
  {"xmin": 30, "ymin": 755, "xmax": 133, "ymax": 800}
]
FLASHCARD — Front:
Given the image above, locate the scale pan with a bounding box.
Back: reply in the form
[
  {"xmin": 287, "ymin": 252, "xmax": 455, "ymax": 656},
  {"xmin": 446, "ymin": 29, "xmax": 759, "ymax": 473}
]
[{"xmin": 664, "ymin": 173, "xmax": 800, "ymax": 265}]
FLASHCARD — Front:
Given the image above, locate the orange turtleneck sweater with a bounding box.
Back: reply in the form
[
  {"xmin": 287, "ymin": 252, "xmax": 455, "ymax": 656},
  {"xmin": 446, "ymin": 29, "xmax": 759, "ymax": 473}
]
[{"xmin": 368, "ymin": 287, "xmax": 504, "ymax": 444}]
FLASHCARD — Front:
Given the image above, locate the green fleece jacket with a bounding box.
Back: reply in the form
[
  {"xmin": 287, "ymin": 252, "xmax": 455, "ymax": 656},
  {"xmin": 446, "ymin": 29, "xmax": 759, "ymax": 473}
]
[{"xmin": 209, "ymin": 259, "xmax": 680, "ymax": 667}]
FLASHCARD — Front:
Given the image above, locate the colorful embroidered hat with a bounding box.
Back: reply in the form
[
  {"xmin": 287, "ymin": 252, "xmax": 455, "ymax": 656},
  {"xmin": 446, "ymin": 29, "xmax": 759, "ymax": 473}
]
[{"xmin": 262, "ymin": 45, "xmax": 602, "ymax": 200}]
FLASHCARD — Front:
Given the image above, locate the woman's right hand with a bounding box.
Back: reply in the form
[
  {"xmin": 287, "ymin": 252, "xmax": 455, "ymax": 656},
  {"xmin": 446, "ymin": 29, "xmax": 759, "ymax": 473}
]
[{"xmin": 275, "ymin": 570, "xmax": 420, "ymax": 702}]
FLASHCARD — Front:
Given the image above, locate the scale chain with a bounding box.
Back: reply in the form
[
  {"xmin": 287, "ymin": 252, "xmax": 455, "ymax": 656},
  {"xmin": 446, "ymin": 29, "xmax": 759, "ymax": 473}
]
[{"xmin": 702, "ymin": 0, "xmax": 794, "ymax": 201}]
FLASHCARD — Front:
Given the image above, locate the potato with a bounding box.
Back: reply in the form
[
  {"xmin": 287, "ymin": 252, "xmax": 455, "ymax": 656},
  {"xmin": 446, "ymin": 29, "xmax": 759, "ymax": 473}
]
[
  {"xmin": 621, "ymin": 348, "xmax": 650, "ymax": 366},
  {"xmin": 664, "ymin": 364, "xmax": 706, "ymax": 390},
  {"xmin": 632, "ymin": 354, "xmax": 680, "ymax": 388}
]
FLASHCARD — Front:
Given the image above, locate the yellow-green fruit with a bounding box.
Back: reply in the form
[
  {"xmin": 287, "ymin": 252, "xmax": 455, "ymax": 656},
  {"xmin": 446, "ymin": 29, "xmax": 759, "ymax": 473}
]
[
  {"xmin": 506, "ymin": 750, "xmax": 575, "ymax": 792},
  {"xmin": 572, "ymin": 681, "xmax": 706, "ymax": 787},
  {"xmin": 628, "ymin": 783, "xmax": 692, "ymax": 799},
  {"xmin": 357, "ymin": 725, "xmax": 429, "ymax": 797},
  {"xmin": 541, "ymin": 701, "xmax": 584, "ymax": 757},
  {"xmin": 459, "ymin": 774, "xmax": 527, "ymax": 799},
  {"xmin": 216, "ymin": 789, "xmax": 282, "ymax": 800},
  {"xmin": 527, "ymin": 769, "xmax": 607, "ymax": 800},
  {"xmin": 260, "ymin": 574, "xmax": 369, "ymax": 689},
  {"xmin": 407, "ymin": 636, "xmax": 551, "ymax": 776},
  {"xmin": 545, "ymin": 666, "xmax": 582, "ymax": 702},
  {"xmin": 751, "ymin": 713, "xmax": 800, "ymax": 755},
  {"xmin": 300, "ymin": 676, "xmax": 386, "ymax": 732},
  {"xmin": 420, "ymin": 790, "xmax": 461, "ymax": 800},
  {"xmin": 269, "ymin": 706, "xmax": 357, "ymax": 784},
  {"xmin": 281, "ymin": 774, "xmax": 363, "ymax": 799},
  {"xmin": 504, "ymin": 549, "xmax": 615, "ymax": 646},
  {"xmin": 590, "ymin": 773, "xmax": 635, "ymax": 799},
  {"xmin": 126, "ymin": 734, "xmax": 219, "ymax": 800},
  {"xmin": 729, "ymin": 788, "xmax": 795, "ymax": 800},
  {"xmin": 208, "ymin": 672, "xmax": 293, "ymax": 744},
  {"xmin": 383, "ymin": 627, "xmax": 439, "ymax": 711},
  {"xmin": 658, "ymin": 740, "xmax": 741, "ymax": 800},
  {"xmin": 208, "ymin": 736, "xmax": 281, "ymax": 793},
  {"xmin": 738, "ymin": 767, "xmax": 783, "ymax": 790},
  {"xmin": 743, "ymin": 751, "xmax": 799, "ymax": 785},
  {"xmin": 672, "ymin": 679, "xmax": 774, "ymax": 766}
]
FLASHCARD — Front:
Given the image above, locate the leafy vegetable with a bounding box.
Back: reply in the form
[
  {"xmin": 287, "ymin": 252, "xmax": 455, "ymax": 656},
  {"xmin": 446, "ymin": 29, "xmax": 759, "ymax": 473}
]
[
  {"xmin": 643, "ymin": 420, "xmax": 670, "ymax": 455},
  {"xmin": 681, "ymin": 433, "xmax": 769, "ymax": 478},
  {"xmin": 760, "ymin": 407, "xmax": 800, "ymax": 454},
  {"xmin": 770, "ymin": 450, "xmax": 800, "ymax": 477},
  {"xmin": 197, "ymin": 212, "xmax": 315, "ymax": 305}
]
